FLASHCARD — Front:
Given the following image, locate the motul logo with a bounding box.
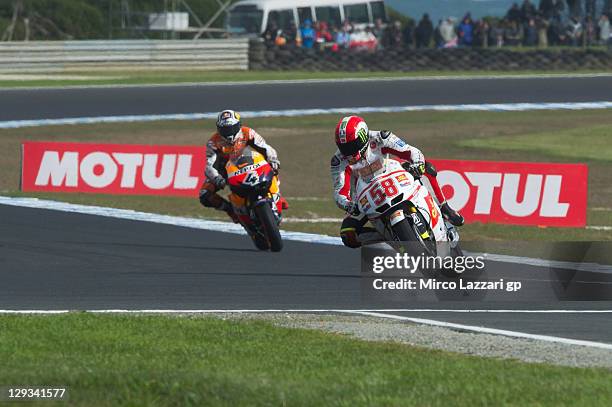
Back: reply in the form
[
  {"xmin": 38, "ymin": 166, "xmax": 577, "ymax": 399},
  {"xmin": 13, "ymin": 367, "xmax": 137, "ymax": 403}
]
[
  {"xmin": 22, "ymin": 142, "xmax": 207, "ymax": 197},
  {"xmin": 439, "ymin": 171, "xmax": 568, "ymax": 218},
  {"xmin": 35, "ymin": 151, "xmax": 198, "ymax": 190},
  {"xmin": 430, "ymin": 159, "xmax": 588, "ymax": 227}
]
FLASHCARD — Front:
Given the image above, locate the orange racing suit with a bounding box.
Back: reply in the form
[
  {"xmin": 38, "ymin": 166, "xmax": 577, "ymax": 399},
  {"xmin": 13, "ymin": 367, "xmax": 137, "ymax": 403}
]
[{"xmin": 199, "ymin": 126, "xmax": 280, "ymax": 211}]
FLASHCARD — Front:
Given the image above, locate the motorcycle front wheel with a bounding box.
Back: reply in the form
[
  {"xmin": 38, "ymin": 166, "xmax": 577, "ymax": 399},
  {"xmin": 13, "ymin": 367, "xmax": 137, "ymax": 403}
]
[
  {"xmin": 255, "ymin": 204, "xmax": 283, "ymax": 252},
  {"xmin": 391, "ymin": 215, "xmax": 436, "ymax": 257}
]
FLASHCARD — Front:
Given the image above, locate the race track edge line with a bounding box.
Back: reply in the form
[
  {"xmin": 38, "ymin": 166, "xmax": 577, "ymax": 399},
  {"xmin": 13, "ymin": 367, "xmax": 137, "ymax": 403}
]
[
  {"xmin": 346, "ymin": 311, "xmax": 612, "ymax": 350},
  {"xmin": 2, "ymin": 101, "xmax": 612, "ymax": 129}
]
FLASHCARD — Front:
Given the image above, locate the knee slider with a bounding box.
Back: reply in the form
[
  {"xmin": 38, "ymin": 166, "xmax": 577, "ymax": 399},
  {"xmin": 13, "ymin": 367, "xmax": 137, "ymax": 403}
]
[{"xmin": 340, "ymin": 228, "xmax": 361, "ymax": 249}]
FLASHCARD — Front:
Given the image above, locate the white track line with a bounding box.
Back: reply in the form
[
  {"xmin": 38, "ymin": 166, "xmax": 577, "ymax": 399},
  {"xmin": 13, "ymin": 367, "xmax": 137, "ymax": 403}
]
[
  {"xmin": 588, "ymin": 225, "xmax": 612, "ymax": 231},
  {"xmin": 1, "ymin": 309, "xmax": 610, "ymax": 314},
  {"xmin": 2, "ymin": 101, "xmax": 612, "ymax": 129},
  {"xmin": 3, "ymin": 72, "xmax": 612, "ymax": 91},
  {"xmin": 346, "ymin": 311, "xmax": 612, "ymax": 350},
  {"xmin": 0, "ymin": 196, "xmax": 342, "ymax": 246}
]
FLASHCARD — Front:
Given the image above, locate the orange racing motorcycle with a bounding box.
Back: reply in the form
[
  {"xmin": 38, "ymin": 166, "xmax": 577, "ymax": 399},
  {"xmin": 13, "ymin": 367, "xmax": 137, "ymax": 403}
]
[{"xmin": 225, "ymin": 146, "xmax": 284, "ymax": 252}]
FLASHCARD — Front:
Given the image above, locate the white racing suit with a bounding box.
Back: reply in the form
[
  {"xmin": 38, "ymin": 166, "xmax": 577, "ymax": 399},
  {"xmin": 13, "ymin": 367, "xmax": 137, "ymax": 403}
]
[{"xmin": 331, "ymin": 130, "xmax": 450, "ymax": 248}]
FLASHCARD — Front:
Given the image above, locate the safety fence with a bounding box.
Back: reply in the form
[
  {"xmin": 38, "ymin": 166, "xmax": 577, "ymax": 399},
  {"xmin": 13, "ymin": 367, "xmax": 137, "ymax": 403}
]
[
  {"xmin": 1, "ymin": 39, "xmax": 610, "ymax": 72},
  {"xmin": 0, "ymin": 39, "xmax": 249, "ymax": 72},
  {"xmin": 249, "ymin": 40, "xmax": 612, "ymax": 71}
]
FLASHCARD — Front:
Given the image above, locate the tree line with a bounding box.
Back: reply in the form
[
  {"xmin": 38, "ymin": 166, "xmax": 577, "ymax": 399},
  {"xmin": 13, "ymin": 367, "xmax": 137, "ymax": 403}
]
[{"xmin": 0, "ymin": 0, "xmax": 230, "ymax": 41}]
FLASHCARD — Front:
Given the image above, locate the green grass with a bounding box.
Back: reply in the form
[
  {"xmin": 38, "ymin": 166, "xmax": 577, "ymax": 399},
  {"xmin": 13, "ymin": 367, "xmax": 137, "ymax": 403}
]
[
  {"xmin": 0, "ymin": 68, "xmax": 610, "ymax": 88},
  {"xmin": 1, "ymin": 314, "xmax": 611, "ymax": 407},
  {"xmin": 459, "ymin": 126, "xmax": 612, "ymax": 163}
]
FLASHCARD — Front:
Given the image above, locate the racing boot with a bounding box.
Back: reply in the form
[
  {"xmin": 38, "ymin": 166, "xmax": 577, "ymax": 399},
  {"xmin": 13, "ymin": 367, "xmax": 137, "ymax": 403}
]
[
  {"xmin": 219, "ymin": 200, "xmax": 240, "ymax": 224},
  {"xmin": 279, "ymin": 195, "xmax": 289, "ymax": 210},
  {"xmin": 440, "ymin": 202, "xmax": 464, "ymax": 227}
]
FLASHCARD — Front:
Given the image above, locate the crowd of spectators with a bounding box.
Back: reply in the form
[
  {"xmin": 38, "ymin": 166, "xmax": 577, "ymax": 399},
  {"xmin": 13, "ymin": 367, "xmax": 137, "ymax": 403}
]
[{"xmin": 262, "ymin": 0, "xmax": 612, "ymax": 51}]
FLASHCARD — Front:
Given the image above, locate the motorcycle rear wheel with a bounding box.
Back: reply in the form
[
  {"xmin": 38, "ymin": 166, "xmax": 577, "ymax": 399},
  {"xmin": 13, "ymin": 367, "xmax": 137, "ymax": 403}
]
[{"xmin": 255, "ymin": 204, "xmax": 283, "ymax": 252}]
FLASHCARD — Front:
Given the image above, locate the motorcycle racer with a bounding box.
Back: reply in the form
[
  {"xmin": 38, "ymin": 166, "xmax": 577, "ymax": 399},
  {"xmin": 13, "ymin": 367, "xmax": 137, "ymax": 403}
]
[
  {"xmin": 199, "ymin": 109, "xmax": 285, "ymax": 222},
  {"xmin": 331, "ymin": 115, "xmax": 464, "ymax": 248}
]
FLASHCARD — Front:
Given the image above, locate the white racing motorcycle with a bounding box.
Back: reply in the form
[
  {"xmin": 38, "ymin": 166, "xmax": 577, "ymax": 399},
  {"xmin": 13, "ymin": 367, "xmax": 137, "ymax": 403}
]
[{"xmin": 355, "ymin": 157, "xmax": 462, "ymax": 259}]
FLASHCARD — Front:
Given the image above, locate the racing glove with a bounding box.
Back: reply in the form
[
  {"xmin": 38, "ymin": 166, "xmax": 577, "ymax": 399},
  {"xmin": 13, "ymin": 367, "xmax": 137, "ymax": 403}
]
[
  {"xmin": 344, "ymin": 201, "xmax": 361, "ymax": 217},
  {"xmin": 212, "ymin": 175, "xmax": 226, "ymax": 189},
  {"xmin": 403, "ymin": 161, "xmax": 426, "ymax": 179},
  {"xmin": 269, "ymin": 158, "xmax": 280, "ymax": 174}
]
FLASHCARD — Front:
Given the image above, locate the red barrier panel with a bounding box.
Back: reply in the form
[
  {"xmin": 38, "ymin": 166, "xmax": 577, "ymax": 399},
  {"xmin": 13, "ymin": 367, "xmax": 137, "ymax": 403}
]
[
  {"xmin": 21, "ymin": 142, "xmax": 588, "ymax": 227},
  {"xmin": 430, "ymin": 159, "xmax": 588, "ymax": 227},
  {"xmin": 21, "ymin": 141, "xmax": 206, "ymax": 197}
]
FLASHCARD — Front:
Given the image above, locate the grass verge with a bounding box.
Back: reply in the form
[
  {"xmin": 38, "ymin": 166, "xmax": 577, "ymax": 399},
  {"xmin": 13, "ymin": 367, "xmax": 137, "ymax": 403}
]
[{"xmin": 0, "ymin": 314, "xmax": 611, "ymax": 406}]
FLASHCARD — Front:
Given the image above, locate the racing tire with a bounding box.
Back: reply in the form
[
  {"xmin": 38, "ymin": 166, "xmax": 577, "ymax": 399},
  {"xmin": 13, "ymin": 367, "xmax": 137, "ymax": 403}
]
[
  {"xmin": 392, "ymin": 212, "xmax": 437, "ymax": 257},
  {"xmin": 391, "ymin": 217, "xmax": 435, "ymax": 257},
  {"xmin": 255, "ymin": 204, "xmax": 283, "ymax": 252},
  {"xmin": 251, "ymin": 233, "xmax": 270, "ymax": 251}
]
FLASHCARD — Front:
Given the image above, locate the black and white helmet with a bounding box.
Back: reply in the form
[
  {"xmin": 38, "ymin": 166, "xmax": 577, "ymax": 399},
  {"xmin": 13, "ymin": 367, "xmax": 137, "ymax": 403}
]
[{"xmin": 216, "ymin": 110, "xmax": 242, "ymax": 143}]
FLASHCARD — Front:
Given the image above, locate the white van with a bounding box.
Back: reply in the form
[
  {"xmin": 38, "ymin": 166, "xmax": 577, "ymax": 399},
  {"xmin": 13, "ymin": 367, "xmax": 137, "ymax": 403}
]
[{"xmin": 226, "ymin": 0, "xmax": 388, "ymax": 35}]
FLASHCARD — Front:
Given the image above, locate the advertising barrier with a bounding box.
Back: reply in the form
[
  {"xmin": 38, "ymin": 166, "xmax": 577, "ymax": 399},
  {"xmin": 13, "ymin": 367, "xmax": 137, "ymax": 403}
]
[
  {"xmin": 21, "ymin": 142, "xmax": 588, "ymax": 227},
  {"xmin": 21, "ymin": 141, "xmax": 206, "ymax": 197},
  {"xmin": 431, "ymin": 159, "xmax": 588, "ymax": 227}
]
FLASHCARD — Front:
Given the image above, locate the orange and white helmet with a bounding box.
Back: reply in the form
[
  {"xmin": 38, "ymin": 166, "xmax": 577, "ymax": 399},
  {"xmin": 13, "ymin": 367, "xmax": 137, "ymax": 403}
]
[
  {"xmin": 216, "ymin": 110, "xmax": 242, "ymax": 143},
  {"xmin": 335, "ymin": 116, "xmax": 369, "ymax": 161}
]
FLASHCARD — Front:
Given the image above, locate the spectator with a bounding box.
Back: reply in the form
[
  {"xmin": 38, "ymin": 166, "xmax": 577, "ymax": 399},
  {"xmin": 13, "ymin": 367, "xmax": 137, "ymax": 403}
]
[
  {"xmin": 285, "ymin": 21, "xmax": 300, "ymax": 47},
  {"xmin": 505, "ymin": 19, "xmax": 524, "ymax": 45},
  {"xmin": 373, "ymin": 18, "xmax": 385, "ymax": 44},
  {"xmin": 565, "ymin": 16, "xmax": 583, "ymax": 46},
  {"xmin": 439, "ymin": 17, "xmax": 458, "ymax": 48},
  {"xmin": 524, "ymin": 17, "xmax": 539, "ymax": 45},
  {"xmin": 262, "ymin": 21, "xmax": 278, "ymax": 46},
  {"xmin": 474, "ymin": 19, "xmax": 491, "ymax": 47},
  {"xmin": 415, "ymin": 13, "xmax": 434, "ymax": 48},
  {"xmin": 536, "ymin": 13, "xmax": 550, "ymax": 46},
  {"xmin": 599, "ymin": 13, "xmax": 611, "ymax": 46},
  {"xmin": 458, "ymin": 13, "xmax": 475, "ymax": 46},
  {"xmin": 383, "ymin": 20, "xmax": 403, "ymax": 48},
  {"xmin": 521, "ymin": 0, "xmax": 538, "ymax": 22},
  {"xmin": 402, "ymin": 20, "xmax": 415, "ymax": 47},
  {"xmin": 300, "ymin": 19, "xmax": 316, "ymax": 49},
  {"xmin": 506, "ymin": 3, "xmax": 522, "ymax": 23},
  {"xmin": 583, "ymin": 15, "xmax": 596, "ymax": 45},
  {"xmin": 434, "ymin": 19, "xmax": 444, "ymax": 47},
  {"xmin": 335, "ymin": 24, "xmax": 351, "ymax": 49},
  {"xmin": 315, "ymin": 21, "xmax": 333, "ymax": 46},
  {"xmin": 492, "ymin": 20, "xmax": 506, "ymax": 47},
  {"xmin": 549, "ymin": 17, "xmax": 567, "ymax": 44}
]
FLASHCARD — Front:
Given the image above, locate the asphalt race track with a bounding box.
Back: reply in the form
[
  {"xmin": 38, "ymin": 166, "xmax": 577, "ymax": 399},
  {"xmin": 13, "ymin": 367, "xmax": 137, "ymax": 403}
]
[
  {"xmin": 1, "ymin": 204, "xmax": 611, "ymax": 344},
  {"xmin": 2, "ymin": 76, "xmax": 612, "ymax": 345},
  {"xmin": 2, "ymin": 75, "xmax": 612, "ymax": 121}
]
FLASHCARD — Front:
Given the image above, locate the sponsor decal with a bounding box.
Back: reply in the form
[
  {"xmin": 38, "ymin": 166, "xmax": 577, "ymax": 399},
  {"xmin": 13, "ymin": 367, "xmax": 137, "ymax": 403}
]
[
  {"xmin": 430, "ymin": 159, "xmax": 588, "ymax": 227},
  {"xmin": 395, "ymin": 139, "xmax": 406, "ymax": 147},
  {"xmin": 356, "ymin": 128, "xmax": 368, "ymax": 143},
  {"xmin": 21, "ymin": 142, "xmax": 206, "ymax": 197}
]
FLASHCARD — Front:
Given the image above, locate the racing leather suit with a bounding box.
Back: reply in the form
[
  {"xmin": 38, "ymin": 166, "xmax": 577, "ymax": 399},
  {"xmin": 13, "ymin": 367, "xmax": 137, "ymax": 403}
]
[
  {"xmin": 331, "ymin": 130, "xmax": 450, "ymax": 248},
  {"xmin": 200, "ymin": 126, "xmax": 279, "ymax": 212}
]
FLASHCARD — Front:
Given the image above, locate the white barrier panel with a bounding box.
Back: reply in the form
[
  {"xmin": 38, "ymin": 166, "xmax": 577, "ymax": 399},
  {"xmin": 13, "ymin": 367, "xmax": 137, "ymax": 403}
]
[{"xmin": 0, "ymin": 39, "xmax": 249, "ymax": 72}]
